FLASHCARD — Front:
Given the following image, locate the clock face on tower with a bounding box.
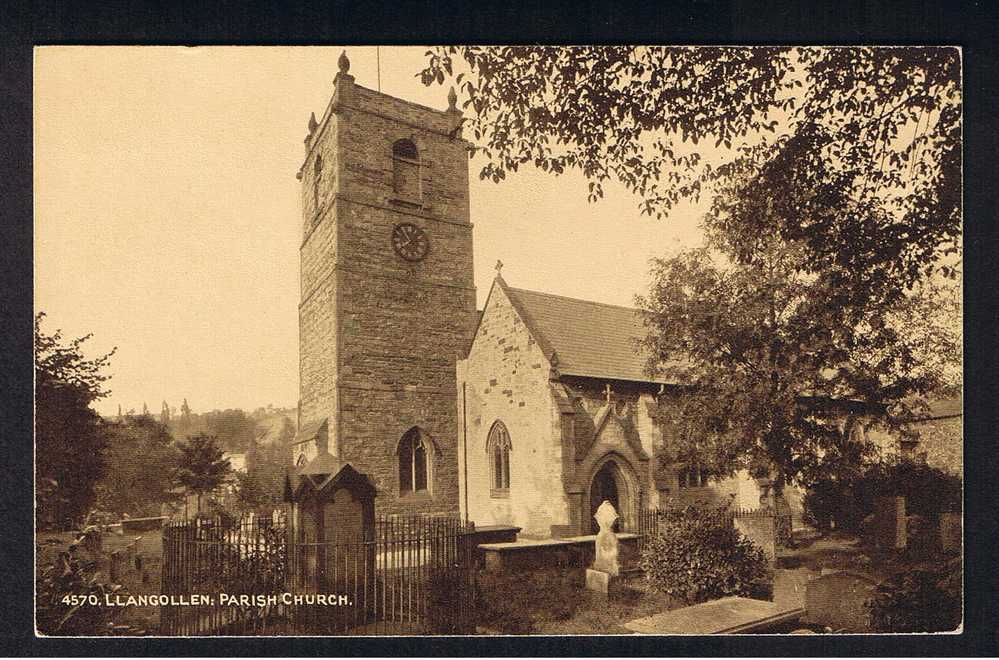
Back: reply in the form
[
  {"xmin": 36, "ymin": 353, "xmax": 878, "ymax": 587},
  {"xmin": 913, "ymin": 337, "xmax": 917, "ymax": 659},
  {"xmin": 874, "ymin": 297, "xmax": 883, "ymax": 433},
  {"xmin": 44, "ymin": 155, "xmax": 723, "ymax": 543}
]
[{"xmin": 391, "ymin": 222, "xmax": 429, "ymax": 262}]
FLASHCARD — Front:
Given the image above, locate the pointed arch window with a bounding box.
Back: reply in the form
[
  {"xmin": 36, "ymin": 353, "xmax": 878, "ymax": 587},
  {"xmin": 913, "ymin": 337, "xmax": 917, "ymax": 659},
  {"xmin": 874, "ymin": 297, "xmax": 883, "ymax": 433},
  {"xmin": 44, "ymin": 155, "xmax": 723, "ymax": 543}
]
[
  {"xmin": 486, "ymin": 421, "xmax": 512, "ymax": 496},
  {"xmin": 391, "ymin": 139, "xmax": 420, "ymax": 203},
  {"xmin": 398, "ymin": 427, "xmax": 432, "ymax": 495}
]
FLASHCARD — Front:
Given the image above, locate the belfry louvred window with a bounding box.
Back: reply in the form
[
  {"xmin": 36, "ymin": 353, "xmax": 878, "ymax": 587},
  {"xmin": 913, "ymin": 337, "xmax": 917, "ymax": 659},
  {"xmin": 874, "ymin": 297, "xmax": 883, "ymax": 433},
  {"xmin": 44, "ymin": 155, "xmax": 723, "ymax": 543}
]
[
  {"xmin": 486, "ymin": 421, "xmax": 511, "ymax": 493},
  {"xmin": 391, "ymin": 139, "xmax": 420, "ymax": 203},
  {"xmin": 398, "ymin": 427, "xmax": 431, "ymax": 495}
]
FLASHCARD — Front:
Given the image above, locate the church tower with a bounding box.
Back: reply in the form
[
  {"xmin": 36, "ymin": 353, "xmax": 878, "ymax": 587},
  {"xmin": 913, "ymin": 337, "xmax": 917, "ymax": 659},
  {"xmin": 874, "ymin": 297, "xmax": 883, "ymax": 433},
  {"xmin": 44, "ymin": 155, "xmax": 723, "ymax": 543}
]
[{"xmin": 296, "ymin": 52, "xmax": 476, "ymax": 516}]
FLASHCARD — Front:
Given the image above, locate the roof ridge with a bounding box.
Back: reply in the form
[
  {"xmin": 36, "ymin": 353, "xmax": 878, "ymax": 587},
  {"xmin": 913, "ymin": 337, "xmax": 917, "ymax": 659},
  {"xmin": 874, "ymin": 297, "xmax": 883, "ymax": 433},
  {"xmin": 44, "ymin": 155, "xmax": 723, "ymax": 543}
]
[{"xmin": 505, "ymin": 286, "xmax": 647, "ymax": 314}]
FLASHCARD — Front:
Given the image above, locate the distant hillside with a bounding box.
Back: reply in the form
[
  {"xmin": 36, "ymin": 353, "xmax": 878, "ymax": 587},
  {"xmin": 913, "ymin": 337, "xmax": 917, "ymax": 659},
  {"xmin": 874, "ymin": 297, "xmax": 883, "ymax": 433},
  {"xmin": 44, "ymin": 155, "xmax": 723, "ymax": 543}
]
[
  {"xmin": 250, "ymin": 407, "xmax": 298, "ymax": 446},
  {"xmin": 105, "ymin": 403, "xmax": 298, "ymax": 454}
]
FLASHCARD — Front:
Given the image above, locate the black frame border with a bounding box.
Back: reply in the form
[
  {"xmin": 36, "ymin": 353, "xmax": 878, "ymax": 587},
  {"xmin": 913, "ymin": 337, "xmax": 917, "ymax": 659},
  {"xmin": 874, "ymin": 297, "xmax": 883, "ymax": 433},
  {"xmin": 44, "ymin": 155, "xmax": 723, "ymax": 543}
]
[{"xmin": 2, "ymin": 0, "xmax": 997, "ymax": 655}]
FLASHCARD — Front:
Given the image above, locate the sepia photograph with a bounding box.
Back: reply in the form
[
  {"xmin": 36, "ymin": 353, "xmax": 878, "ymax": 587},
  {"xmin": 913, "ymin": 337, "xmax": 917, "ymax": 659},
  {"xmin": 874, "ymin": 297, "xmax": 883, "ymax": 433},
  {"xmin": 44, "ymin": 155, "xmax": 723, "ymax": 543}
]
[{"xmin": 32, "ymin": 44, "xmax": 963, "ymax": 639}]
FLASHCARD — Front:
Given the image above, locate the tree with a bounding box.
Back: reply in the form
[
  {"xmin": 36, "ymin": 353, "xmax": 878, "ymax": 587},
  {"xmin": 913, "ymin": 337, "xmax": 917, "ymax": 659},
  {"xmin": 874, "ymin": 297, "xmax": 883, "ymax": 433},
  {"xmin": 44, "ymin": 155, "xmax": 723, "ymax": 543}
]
[
  {"xmin": 35, "ymin": 312, "xmax": 116, "ymax": 530},
  {"xmin": 99, "ymin": 415, "xmax": 180, "ymax": 518},
  {"xmin": 234, "ymin": 470, "xmax": 268, "ymax": 511},
  {"xmin": 177, "ymin": 398, "xmax": 192, "ymax": 435},
  {"xmin": 419, "ymin": 47, "xmax": 961, "ymax": 296},
  {"xmin": 203, "ymin": 408, "xmax": 257, "ymax": 453},
  {"xmin": 236, "ymin": 418, "xmax": 294, "ymax": 511},
  {"xmin": 160, "ymin": 400, "xmax": 171, "ymax": 424},
  {"xmin": 637, "ymin": 182, "xmax": 961, "ymax": 494},
  {"xmin": 173, "ymin": 433, "xmax": 230, "ymax": 517}
]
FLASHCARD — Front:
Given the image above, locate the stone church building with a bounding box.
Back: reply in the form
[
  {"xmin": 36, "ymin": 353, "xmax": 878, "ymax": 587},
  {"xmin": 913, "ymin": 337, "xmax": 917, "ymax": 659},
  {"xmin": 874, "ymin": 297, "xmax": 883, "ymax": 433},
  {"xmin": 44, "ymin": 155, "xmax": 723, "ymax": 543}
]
[
  {"xmin": 456, "ymin": 275, "xmax": 765, "ymax": 538},
  {"xmin": 290, "ymin": 52, "xmax": 766, "ymax": 533}
]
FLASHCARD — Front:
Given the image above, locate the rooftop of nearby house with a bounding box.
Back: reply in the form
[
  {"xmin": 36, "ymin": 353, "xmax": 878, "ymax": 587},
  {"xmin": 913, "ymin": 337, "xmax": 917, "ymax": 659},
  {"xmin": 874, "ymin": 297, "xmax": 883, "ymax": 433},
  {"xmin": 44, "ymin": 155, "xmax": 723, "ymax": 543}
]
[
  {"xmin": 223, "ymin": 452, "xmax": 247, "ymax": 473},
  {"xmin": 914, "ymin": 395, "xmax": 963, "ymax": 420}
]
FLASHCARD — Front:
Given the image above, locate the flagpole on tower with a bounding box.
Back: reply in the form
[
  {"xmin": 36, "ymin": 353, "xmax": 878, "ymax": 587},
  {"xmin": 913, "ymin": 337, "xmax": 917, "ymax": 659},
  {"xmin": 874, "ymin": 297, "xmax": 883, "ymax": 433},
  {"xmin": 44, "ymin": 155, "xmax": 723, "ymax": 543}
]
[{"xmin": 376, "ymin": 46, "xmax": 381, "ymax": 92}]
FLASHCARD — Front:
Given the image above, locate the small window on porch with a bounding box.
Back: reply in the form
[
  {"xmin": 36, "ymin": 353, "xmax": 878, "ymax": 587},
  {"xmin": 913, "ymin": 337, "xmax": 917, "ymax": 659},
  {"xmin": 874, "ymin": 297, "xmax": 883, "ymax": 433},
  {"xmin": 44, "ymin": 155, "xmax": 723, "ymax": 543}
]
[{"xmin": 678, "ymin": 466, "xmax": 711, "ymax": 489}]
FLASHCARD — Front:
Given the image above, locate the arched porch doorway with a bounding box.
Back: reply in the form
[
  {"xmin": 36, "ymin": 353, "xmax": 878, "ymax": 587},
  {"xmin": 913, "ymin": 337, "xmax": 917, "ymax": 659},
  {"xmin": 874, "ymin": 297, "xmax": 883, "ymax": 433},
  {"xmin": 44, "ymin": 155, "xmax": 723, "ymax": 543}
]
[{"xmin": 587, "ymin": 457, "xmax": 637, "ymax": 534}]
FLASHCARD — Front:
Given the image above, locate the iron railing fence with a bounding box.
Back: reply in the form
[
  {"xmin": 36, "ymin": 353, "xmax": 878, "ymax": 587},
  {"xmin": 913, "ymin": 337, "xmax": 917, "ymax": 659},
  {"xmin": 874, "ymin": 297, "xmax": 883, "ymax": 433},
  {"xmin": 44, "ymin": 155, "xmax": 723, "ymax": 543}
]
[{"xmin": 160, "ymin": 514, "xmax": 477, "ymax": 635}]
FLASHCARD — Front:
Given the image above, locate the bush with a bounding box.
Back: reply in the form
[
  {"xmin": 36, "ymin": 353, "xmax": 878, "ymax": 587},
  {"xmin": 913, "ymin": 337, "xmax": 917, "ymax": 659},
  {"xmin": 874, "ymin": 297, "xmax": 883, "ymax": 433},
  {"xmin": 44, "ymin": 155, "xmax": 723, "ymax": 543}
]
[
  {"xmin": 802, "ymin": 478, "xmax": 859, "ymax": 532},
  {"xmin": 639, "ymin": 506, "xmax": 770, "ymax": 605},
  {"xmin": 868, "ymin": 559, "xmax": 962, "ymax": 632},
  {"xmin": 804, "ymin": 459, "xmax": 962, "ymax": 534}
]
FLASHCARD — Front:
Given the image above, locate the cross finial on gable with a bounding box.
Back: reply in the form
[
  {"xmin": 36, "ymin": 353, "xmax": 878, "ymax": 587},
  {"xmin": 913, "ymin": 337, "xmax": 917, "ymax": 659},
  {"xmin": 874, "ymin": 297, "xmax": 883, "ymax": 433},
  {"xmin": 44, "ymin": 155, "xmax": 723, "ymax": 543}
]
[
  {"xmin": 604, "ymin": 383, "xmax": 613, "ymax": 404},
  {"xmin": 495, "ymin": 259, "xmax": 504, "ymax": 275}
]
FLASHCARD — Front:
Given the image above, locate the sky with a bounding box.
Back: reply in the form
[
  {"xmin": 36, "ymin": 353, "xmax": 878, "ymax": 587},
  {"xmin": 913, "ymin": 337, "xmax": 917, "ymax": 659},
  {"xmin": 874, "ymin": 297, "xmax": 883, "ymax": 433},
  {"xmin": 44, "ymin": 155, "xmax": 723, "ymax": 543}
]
[{"xmin": 35, "ymin": 46, "xmax": 708, "ymax": 417}]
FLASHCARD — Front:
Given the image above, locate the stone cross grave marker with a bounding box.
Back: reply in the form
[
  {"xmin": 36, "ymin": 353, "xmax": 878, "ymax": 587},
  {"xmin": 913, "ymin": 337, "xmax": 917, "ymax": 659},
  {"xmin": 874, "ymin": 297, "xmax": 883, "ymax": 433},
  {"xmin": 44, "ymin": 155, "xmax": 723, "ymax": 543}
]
[
  {"xmin": 586, "ymin": 500, "xmax": 620, "ymax": 597},
  {"xmin": 592, "ymin": 500, "xmax": 620, "ymax": 576}
]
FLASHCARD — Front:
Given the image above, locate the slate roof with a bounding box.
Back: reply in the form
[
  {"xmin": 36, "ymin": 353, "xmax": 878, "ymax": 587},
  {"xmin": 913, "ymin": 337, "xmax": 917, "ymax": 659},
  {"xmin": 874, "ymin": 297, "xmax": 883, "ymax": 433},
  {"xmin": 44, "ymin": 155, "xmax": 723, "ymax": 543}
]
[
  {"xmin": 293, "ymin": 417, "xmax": 327, "ymax": 447},
  {"xmin": 298, "ymin": 450, "xmax": 345, "ymax": 477},
  {"xmin": 502, "ymin": 283, "xmax": 671, "ymax": 384}
]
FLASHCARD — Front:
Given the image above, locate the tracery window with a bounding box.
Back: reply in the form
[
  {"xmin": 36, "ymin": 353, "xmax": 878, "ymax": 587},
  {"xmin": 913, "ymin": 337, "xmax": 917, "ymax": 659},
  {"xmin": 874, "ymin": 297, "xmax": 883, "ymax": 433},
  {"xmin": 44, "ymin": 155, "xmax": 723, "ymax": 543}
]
[
  {"xmin": 399, "ymin": 427, "xmax": 432, "ymax": 495},
  {"xmin": 486, "ymin": 421, "xmax": 512, "ymax": 494}
]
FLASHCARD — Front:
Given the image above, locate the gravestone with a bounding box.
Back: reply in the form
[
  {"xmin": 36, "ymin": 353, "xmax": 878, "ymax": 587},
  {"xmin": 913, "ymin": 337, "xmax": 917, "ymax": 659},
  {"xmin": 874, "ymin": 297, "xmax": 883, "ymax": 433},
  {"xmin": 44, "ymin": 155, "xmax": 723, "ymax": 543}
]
[
  {"xmin": 585, "ymin": 501, "xmax": 619, "ymax": 597},
  {"xmin": 734, "ymin": 512, "xmax": 776, "ymax": 563},
  {"xmin": 624, "ymin": 596, "xmax": 805, "ymax": 634},
  {"xmin": 289, "ymin": 454, "xmax": 377, "ymax": 595},
  {"xmin": 872, "ymin": 496, "xmax": 906, "ymax": 550},
  {"xmin": 803, "ymin": 570, "xmax": 877, "ymax": 632}
]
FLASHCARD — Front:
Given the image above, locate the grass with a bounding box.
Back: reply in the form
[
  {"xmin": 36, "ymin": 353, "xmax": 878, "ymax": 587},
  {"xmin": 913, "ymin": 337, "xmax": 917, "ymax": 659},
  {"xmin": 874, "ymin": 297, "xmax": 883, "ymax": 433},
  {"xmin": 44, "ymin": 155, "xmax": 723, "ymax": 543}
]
[{"xmin": 475, "ymin": 567, "xmax": 676, "ymax": 635}]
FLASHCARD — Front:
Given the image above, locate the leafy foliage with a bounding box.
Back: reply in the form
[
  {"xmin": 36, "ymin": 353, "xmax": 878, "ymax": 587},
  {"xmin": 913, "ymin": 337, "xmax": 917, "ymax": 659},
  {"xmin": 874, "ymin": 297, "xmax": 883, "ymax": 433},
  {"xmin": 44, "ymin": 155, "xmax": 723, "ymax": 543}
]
[
  {"xmin": 99, "ymin": 414, "xmax": 180, "ymax": 518},
  {"xmin": 803, "ymin": 458, "xmax": 962, "ymax": 533},
  {"xmin": 234, "ymin": 470, "xmax": 267, "ymax": 511},
  {"xmin": 868, "ymin": 559, "xmax": 962, "ymax": 632},
  {"xmin": 206, "ymin": 523, "xmax": 287, "ymax": 628},
  {"xmin": 35, "ymin": 313, "xmax": 116, "ymax": 530},
  {"xmin": 36, "ymin": 525, "xmax": 129, "ymax": 635},
  {"xmin": 173, "ymin": 433, "xmax": 231, "ymax": 514},
  {"xmin": 204, "ymin": 409, "xmax": 260, "ymax": 453},
  {"xmin": 639, "ymin": 506, "xmax": 770, "ymax": 605},
  {"xmin": 420, "ymin": 46, "xmax": 960, "ymax": 292},
  {"xmin": 237, "ymin": 420, "xmax": 294, "ymax": 511},
  {"xmin": 638, "ymin": 184, "xmax": 960, "ymax": 491}
]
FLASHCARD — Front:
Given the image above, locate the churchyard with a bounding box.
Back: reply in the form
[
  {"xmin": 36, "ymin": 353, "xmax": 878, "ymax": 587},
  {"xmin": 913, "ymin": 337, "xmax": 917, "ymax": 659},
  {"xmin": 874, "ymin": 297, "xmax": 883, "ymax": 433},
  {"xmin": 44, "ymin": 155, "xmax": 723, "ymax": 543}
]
[{"xmin": 34, "ymin": 478, "xmax": 960, "ymax": 636}]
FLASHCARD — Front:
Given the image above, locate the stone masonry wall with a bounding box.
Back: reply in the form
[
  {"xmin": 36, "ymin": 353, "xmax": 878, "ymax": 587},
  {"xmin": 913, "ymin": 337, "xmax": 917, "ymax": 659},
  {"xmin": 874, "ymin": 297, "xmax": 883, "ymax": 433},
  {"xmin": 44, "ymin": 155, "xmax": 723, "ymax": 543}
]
[
  {"xmin": 298, "ymin": 73, "xmax": 475, "ymax": 517},
  {"xmin": 458, "ymin": 282, "xmax": 567, "ymax": 538},
  {"xmin": 298, "ymin": 112, "xmax": 341, "ymax": 447}
]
